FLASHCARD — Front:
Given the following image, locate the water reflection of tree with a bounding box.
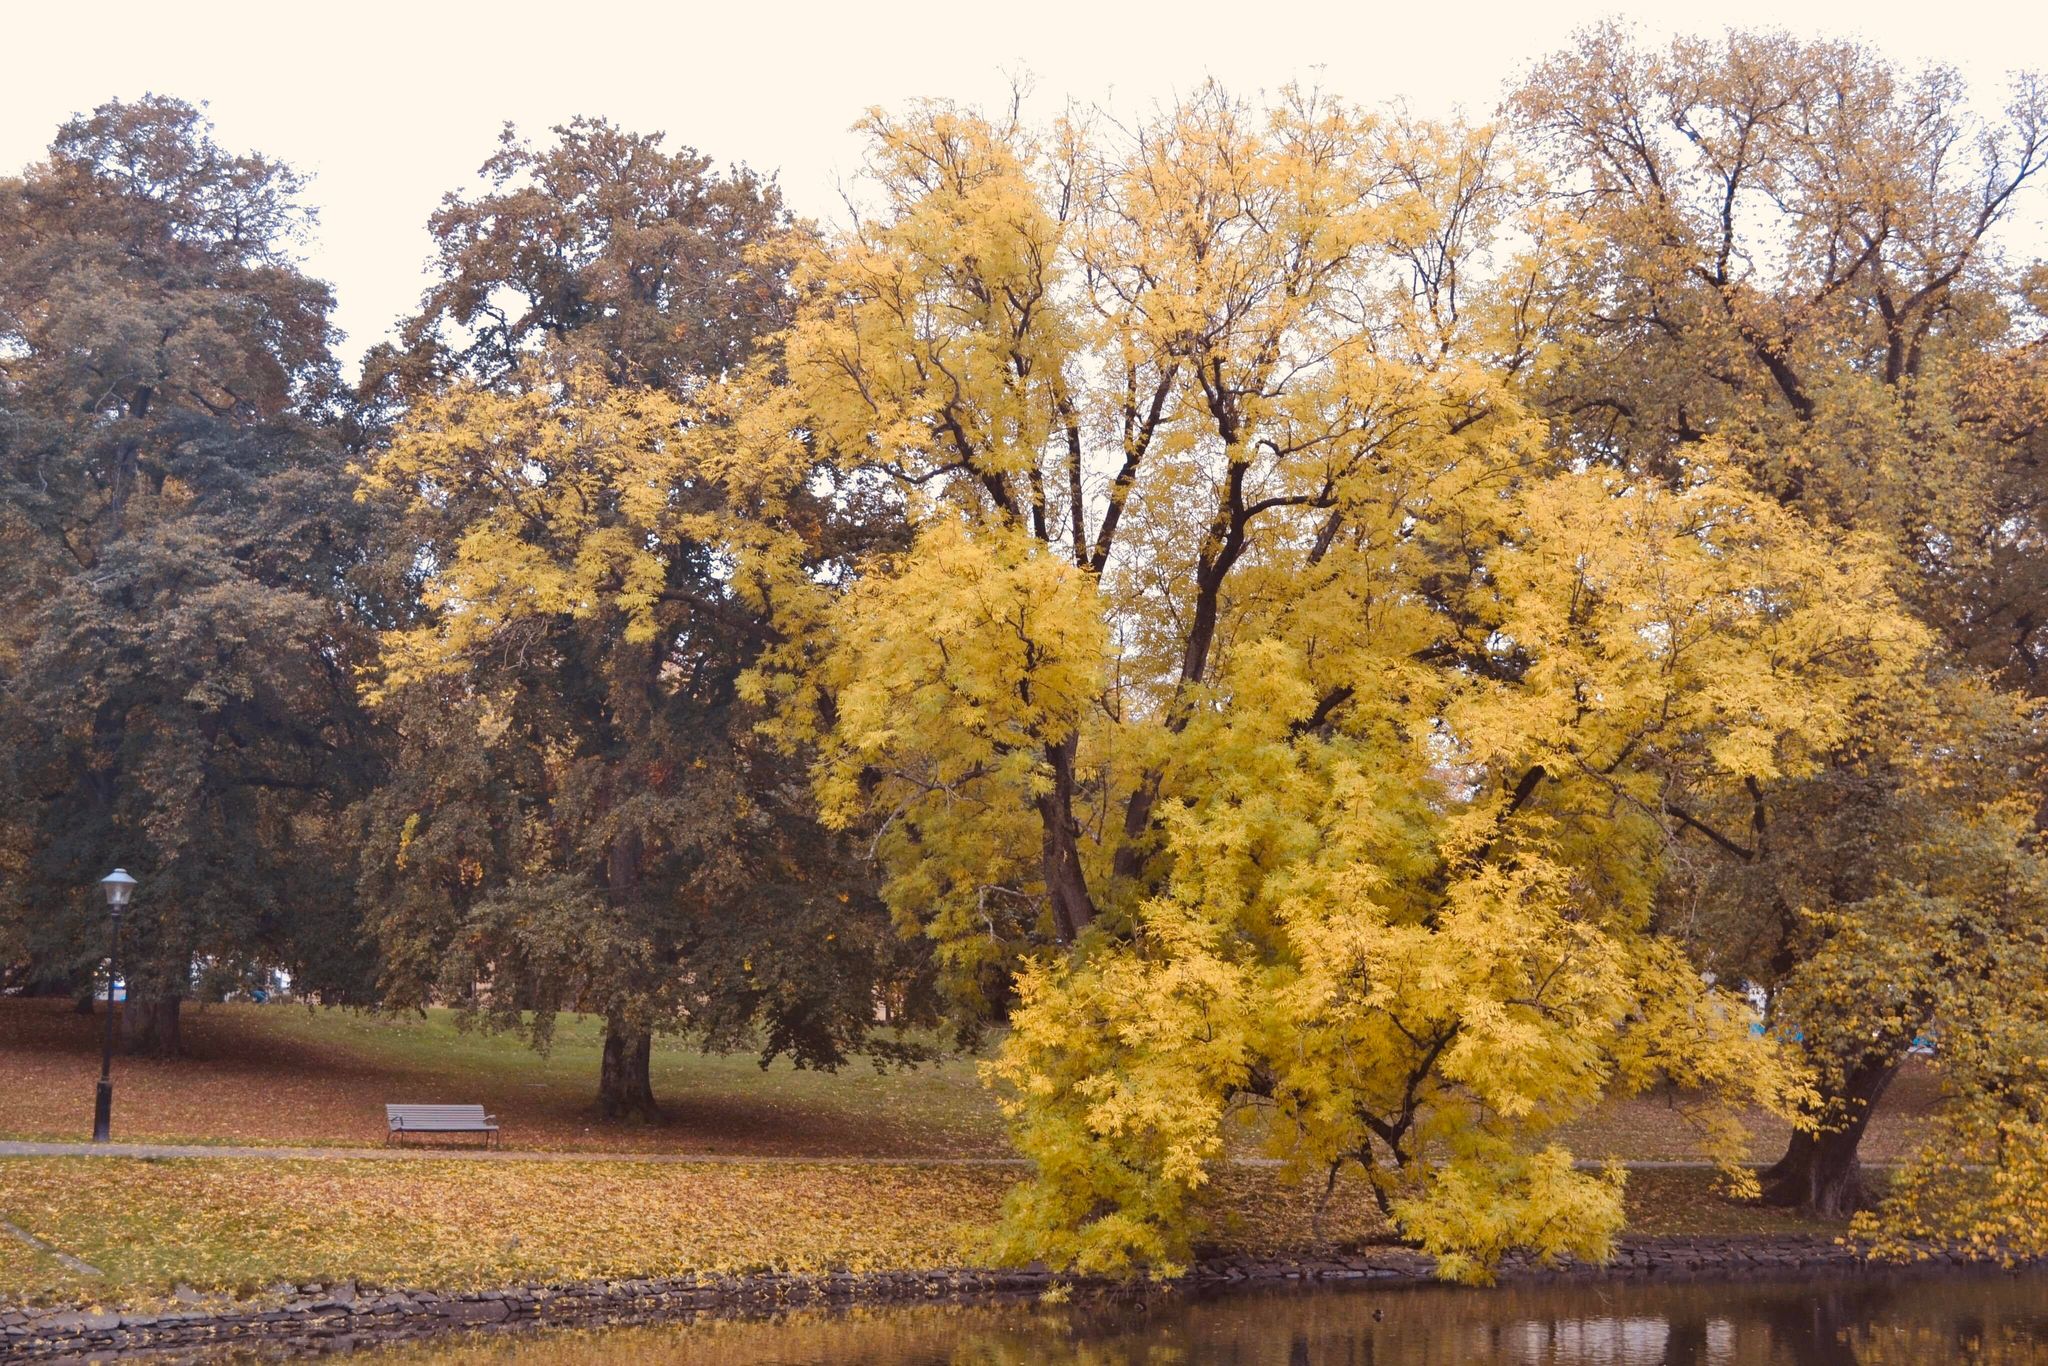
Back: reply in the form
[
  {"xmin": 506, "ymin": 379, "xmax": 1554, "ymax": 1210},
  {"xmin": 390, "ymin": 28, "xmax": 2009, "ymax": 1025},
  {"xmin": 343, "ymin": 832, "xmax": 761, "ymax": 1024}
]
[
  {"xmin": 379, "ymin": 1276, "xmax": 2048, "ymax": 1365},
  {"xmin": 1752, "ymin": 1284, "xmax": 1891, "ymax": 1365}
]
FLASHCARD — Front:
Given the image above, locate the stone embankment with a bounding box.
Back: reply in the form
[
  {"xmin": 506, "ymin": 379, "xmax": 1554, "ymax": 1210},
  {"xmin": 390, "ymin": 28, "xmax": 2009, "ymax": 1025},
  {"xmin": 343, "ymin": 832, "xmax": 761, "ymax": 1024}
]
[{"xmin": 0, "ymin": 1235, "xmax": 1990, "ymax": 1360}]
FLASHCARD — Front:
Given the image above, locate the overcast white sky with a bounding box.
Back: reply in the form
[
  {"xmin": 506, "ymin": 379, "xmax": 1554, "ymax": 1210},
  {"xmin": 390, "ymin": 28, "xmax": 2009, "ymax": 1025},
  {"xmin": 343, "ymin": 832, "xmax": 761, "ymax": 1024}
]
[{"xmin": 5, "ymin": 0, "xmax": 2043, "ymax": 370}]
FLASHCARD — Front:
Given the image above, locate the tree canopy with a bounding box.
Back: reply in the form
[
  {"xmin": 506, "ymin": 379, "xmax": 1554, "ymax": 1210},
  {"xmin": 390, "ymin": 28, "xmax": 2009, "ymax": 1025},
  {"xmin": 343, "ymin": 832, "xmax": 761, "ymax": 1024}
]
[
  {"xmin": 353, "ymin": 121, "xmax": 934, "ymax": 1118},
  {"xmin": 1514, "ymin": 26, "xmax": 2048, "ymax": 1217},
  {"xmin": 0, "ymin": 96, "xmax": 379, "ymax": 1049},
  {"xmin": 4, "ymin": 32, "xmax": 2047, "ymax": 1283},
  {"xmin": 707, "ymin": 85, "xmax": 1952, "ymax": 1276}
]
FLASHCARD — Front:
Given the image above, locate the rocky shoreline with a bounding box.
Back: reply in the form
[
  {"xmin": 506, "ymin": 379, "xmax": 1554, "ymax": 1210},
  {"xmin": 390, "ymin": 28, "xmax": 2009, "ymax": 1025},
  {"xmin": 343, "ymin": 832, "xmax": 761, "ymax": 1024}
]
[{"xmin": 0, "ymin": 1235, "xmax": 2006, "ymax": 1361}]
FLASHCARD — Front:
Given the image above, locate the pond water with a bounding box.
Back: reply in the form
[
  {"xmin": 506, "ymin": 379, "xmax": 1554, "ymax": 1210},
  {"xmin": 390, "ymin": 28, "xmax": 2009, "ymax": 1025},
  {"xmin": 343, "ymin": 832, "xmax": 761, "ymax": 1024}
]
[{"xmin": 358, "ymin": 1271, "xmax": 2048, "ymax": 1364}]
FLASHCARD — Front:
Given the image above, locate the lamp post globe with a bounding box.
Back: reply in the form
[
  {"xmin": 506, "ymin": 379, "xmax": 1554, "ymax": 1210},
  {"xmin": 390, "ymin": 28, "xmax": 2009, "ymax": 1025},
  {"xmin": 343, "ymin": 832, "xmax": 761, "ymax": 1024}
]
[
  {"xmin": 92, "ymin": 868, "xmax": 135, "ymax": 1142},
  {"xmin": 101, "ymin": 869, "xmax": 135, "ymax": 909}
]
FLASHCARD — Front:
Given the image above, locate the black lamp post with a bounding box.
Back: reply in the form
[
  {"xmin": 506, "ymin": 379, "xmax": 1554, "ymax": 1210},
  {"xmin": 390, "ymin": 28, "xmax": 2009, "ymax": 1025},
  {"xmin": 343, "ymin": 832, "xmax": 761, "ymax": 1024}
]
[{"xmin": 92, "ymin": 868, "xmax": 135, "ymax": 1143}]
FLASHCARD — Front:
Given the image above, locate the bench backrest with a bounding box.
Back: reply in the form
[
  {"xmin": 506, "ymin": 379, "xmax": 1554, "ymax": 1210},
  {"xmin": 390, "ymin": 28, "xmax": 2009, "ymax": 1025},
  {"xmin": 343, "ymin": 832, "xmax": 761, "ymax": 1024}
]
[{"xmin": 386, "ymin": 1103, "xmax": 493, "ymax": 1130}]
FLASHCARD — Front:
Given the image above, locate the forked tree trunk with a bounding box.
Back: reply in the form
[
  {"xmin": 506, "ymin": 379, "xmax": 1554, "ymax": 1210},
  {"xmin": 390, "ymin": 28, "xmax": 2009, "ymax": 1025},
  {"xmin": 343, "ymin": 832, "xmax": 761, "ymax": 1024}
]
[
  {"xmin": 121, "ymin": 994, "xmax": 183, "ymax": 1057},
  {"xmin": 597, "ymin": 1019, "xmax": 658, "ymax": 1121},
  {"xmin": 1759, "ymin": 1054, "xmax": 1902, "ymax": 1216}
]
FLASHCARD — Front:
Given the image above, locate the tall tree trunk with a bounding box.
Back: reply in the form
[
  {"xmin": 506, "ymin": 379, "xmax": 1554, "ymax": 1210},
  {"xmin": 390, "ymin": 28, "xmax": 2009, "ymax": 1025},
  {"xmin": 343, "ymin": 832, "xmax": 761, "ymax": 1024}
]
[
  {"xmin": 1759, "ymin": 1054, "xmax": 1902, "ymax": 1215},
  {"xmin": 1037, "ymin": 735, "xmax": 1097, "ymax": 941},
  {"xmin": 597, "ymin": 1019, "xmax": 658, "ymax": 1121},
  {"xmin": 121, "ymin": 994, "xmax": 183, "ymax": 1057},
  {"xmin": 594, "ymin": 825, "xmax": 659, "ymax": 1120}
]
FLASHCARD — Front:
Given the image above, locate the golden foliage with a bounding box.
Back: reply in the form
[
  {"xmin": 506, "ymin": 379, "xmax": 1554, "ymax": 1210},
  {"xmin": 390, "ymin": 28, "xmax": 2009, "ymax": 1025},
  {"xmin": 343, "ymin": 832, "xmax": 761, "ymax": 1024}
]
[
  {"xmin": 697, "ymin": 82, "xmax": 1941, "ymax": 1279},
  {"xmin": 353, "ymin": 39, "xmax": 2048, "ymax": 1276},
  {"xmin": 356, "ymin": 367, "xmax": 693, "ymax": 698}
]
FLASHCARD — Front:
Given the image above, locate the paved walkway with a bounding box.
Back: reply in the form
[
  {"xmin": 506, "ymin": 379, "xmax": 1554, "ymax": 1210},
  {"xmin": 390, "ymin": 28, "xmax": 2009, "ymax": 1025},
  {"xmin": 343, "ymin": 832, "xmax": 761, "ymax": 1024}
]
[
  {"xmin": 0, "ymin": 1216, "xmax": 102, "ymax": 1276},
  {"xmin": 0, "ymin": 1139, "xmax": 1028, "ymax": 1165},
  {"xmin": 0, "ymin": 1139, "xmax": 1764, "ymax": 1170}
]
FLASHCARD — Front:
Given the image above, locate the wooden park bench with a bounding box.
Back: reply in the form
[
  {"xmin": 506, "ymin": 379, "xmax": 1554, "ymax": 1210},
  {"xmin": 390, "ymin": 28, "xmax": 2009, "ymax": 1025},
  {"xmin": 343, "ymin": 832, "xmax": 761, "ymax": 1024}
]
[{"xmin": 385, "ymin": 1103, "xmax": 500, "ymax": 1148}]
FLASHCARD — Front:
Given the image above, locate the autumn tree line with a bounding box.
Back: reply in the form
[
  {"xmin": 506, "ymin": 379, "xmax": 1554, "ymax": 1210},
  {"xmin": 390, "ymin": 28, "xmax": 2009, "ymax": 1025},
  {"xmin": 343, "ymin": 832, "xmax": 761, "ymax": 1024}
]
[{"xmin": 5, "ymin": 28, "xmax": 2048, "ymax": 1278}]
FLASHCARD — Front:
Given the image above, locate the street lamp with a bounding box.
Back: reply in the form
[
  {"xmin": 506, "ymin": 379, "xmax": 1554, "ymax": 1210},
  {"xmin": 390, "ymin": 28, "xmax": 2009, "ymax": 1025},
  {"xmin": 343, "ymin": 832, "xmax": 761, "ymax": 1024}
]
[{"xmin": 92, "ymin": 868, "xmax": 135, "ymax": 1143}]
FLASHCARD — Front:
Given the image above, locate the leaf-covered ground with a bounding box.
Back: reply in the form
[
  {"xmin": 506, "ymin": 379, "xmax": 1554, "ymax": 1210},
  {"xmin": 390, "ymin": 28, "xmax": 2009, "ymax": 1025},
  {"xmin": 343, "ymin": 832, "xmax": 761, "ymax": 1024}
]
[
  {"xmin": 0, "ymin": 1217, "xmax": 95, "ymax": 1301},
  {"xmin": 0, "ymin": 1158, "xmax": 1394, "ymax": 1305},
  {"xmin": 0, "ymin": 997, "xmax": 1903, "ymax": 1310},
  {"xmin": 0, "ymin": 998, "xmax": 1938, "ymax": 1161},
  {"xmin": 0, "ymin": 1158, "xmax": 1003, "ymax": 1304},
  {"xmin": 1617, "ymin": 1169, "xmax": 1850, "ymax": 1237},
  {"xmin": 0, "ymin": 1158, "xmax": 1837, "ymax": 1308},
  {"xmin": 1555, "ymin": 1073, "xmax": 1942, "ymax": 1164}
]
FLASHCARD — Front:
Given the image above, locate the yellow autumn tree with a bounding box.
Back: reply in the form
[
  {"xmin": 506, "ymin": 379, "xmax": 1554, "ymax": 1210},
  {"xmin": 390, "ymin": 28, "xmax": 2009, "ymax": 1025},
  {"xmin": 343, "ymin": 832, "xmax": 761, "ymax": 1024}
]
[
  {"xmin": 1843, "ymin": 790, "xmax": 2048, "ymax": 1266},
  {"xmin": 722, "ymin": 86, "xmax": 1933, "ymax": 1278}
]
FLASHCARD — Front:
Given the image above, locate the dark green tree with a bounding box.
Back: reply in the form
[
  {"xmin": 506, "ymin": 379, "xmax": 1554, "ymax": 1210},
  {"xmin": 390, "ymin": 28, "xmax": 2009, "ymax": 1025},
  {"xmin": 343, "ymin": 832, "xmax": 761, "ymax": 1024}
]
[{"xmin": 0, "ymin": 97, "xmax": 381, "ymax": 1050}]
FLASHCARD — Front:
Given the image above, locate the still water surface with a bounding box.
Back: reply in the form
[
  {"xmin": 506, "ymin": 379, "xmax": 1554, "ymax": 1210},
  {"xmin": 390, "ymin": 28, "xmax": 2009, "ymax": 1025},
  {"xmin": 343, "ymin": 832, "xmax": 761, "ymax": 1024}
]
[{"xmin": 361, "ymin": 1272, "xmax": 2048, "ymax": 1364}]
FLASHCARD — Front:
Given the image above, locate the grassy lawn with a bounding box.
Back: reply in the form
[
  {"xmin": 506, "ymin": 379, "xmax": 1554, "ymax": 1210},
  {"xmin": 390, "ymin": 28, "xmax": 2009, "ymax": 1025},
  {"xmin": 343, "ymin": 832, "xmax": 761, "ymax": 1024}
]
[
  {"xmin": 0, "ymin": 997, "xmax": 1939, "ymax": 1162},
  {"xmin": 0, "ymin": 999, "xmax": 1005, "ymax": 1156},
  {"xmin": 0, "ymin": 1215, "xmax": 96, "ymax": 1303}
]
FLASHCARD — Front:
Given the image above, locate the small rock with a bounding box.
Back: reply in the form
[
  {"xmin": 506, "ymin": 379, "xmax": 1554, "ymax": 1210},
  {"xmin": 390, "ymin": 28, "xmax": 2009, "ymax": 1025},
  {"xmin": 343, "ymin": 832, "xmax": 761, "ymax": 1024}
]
[{"xmin": 442, "ymin": 1299, "xmax": 511, "ymax": 1324}]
